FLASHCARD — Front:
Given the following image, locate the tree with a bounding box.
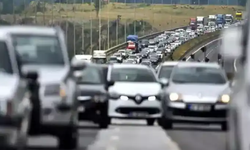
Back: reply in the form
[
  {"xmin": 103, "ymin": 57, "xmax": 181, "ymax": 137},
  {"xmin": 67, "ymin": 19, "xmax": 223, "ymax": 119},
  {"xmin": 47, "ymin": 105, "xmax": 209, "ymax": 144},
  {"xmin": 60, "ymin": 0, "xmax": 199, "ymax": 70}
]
[{"xmin": 94, "ymin": 0, "xmax": 101, "ymax": 17}]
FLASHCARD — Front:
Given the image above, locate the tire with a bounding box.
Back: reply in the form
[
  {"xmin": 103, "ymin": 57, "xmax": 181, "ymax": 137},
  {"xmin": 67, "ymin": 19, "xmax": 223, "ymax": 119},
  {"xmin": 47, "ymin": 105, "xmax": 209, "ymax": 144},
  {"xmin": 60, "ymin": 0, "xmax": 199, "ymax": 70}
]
[
  {"xmin": 146, "ymin": 119, "xmax": 155, "ymax": 126},
  {"xmin": 98, "ymin": 119, "xmax": 109, "ymax": 129},
  {"xmin": 221, "ymin": 122, "xmax": 228, "ymax": 131},
  {"xmin": 58, "ymin": 126, "xmax": 78, "ymax": 150},
  {"xmin": 157, "ymin": 118, "xmax": 162, "ymax": 126},
  {"xmin": 162, "ymin": 118, "xmax": 173, "ymax": 130}
]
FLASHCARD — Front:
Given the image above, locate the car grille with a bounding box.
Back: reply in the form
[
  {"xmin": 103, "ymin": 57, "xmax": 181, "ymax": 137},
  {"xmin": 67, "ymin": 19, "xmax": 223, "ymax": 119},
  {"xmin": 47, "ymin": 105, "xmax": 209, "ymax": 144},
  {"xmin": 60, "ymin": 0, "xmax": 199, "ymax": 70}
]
[
  {"xmin": 127, "ymin": 96, "xmax": 149, "ymax": 104},
  {"xmin": 116, "ymin": 107, "xmax": 160, "ymax": 115}
]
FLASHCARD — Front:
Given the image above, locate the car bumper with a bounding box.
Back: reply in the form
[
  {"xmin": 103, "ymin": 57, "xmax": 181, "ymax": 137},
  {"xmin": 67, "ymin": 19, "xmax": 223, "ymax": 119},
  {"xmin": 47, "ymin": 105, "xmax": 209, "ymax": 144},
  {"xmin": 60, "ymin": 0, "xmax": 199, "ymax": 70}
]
[
  {"xmin": 78, "ymin": 99, "xmax": 108, "ymax": 120},
  {"xmin": 164, "ymin": 102, "xmax": 227, "ymax": 123},
  {"xmin": 108, "ymin": 99, "xmax": 161, "ymax": 119},
  {"xmin": 41, "ymin": 97, "xmax": 74, "ymax": 126}
]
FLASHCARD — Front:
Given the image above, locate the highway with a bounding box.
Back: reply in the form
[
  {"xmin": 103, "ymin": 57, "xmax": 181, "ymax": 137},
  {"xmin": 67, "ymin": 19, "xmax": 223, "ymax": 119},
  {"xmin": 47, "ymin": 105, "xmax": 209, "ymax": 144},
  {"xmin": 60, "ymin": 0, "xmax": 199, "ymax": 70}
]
[{"xmin": 26, "ymin": 40, "xmax": 230, "ymax": 150}]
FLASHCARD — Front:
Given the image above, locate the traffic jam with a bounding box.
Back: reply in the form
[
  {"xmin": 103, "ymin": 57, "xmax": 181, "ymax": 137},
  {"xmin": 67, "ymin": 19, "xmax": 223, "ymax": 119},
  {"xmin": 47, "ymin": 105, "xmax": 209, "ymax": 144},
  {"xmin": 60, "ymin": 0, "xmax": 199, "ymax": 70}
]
[{"xmin": 0, "ymin": 12, "xmax": 245, "ymax": 150}]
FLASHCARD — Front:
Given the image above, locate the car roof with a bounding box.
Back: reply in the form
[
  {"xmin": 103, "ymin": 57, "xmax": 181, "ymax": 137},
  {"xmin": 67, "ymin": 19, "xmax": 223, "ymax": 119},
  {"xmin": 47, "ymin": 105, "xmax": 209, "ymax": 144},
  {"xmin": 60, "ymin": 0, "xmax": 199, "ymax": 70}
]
[
  {"xmin": 0, "ymin": 26, "xmax": 57, "ymax": 40},
  {"xmin": 176, "ymin": 62, "xmax": 220, "ymax": 68},
  {"xmin": 112, "ymin": 64, "xmax": 149, "ymax": 69},
  {"xmin": 162, "ymin": 61, "xmax": 179, "ymax": 66}
]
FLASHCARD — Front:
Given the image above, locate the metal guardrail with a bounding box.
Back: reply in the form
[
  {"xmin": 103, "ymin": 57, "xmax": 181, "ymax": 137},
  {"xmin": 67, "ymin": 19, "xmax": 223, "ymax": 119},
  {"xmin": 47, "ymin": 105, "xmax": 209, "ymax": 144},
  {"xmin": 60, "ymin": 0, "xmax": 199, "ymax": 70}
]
[{"xmin": 105, "ymin": 26, "xmax": 188, "ymax": 57}]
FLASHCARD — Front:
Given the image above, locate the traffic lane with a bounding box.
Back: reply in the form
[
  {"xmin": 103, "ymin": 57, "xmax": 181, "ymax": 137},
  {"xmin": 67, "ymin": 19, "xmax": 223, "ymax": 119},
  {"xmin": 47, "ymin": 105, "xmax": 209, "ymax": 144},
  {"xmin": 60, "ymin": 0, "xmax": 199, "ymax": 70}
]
[
  {"xmin": 27, "ymin": 121, "xmax": 100, "ymax": 150},
  {"xmin": 166, "ymin": 124, "xmax": 226, "ymax": 150},
  {"xmin": 87, "ymin": 119, "xmax": 180, "ymax": 150},
  {"xmin": 194, "ymin": 40, "xmax": 220, "ymax": 61}
]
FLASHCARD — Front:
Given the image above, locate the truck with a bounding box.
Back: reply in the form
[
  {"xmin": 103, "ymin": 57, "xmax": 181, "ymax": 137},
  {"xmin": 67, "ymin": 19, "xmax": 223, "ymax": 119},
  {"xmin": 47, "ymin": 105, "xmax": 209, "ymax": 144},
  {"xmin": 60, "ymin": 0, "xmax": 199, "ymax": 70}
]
[
  {"xmin": 196, "ymin": 16, "xmax": 204, "ymax": 26},
  {"xmin": 216, "ymin": 14, "xmax": 225, "ymax": 25},
  {"xmin": 235, "ymin": 11, "xmax": 242, "ymax": 21},
  {"xmin": 225, "ymin": 14, "xmax": 234, "ymax": 24},
  {"xmin": 92, "ymin": 50, "xmax": 107, "ymax": 64},
  {"xmin": 208, "ymin": 15, "xmax": 216, "ymax": 26},
  {"xmin": 126, "ymin": 35, "xmax": 139, "ymax": 52},
  {"xmin": 189, "ymin": 18, "xmax": 197, "ymax": 30}
]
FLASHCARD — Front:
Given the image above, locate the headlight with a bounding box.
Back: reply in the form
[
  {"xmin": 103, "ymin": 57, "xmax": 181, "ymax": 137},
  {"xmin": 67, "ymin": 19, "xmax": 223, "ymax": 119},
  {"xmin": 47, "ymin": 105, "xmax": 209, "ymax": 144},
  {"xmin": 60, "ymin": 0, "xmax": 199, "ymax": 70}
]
[
  {"xmin": 44, "ymin": 83, "xmax": 67, "ymax": 98},
  {"xmin": 120, "ymin": 96, "xmax": 129, "ymax": 101},
  {"xmin": 148, "ymin": 96, "xmax": 156, "ymax": 101},
  {"xmin": 218, "ymin": 94, "xmax": 230, "ymax": 103},
  {"xmin": 169, "ymin": 93, "xmax": 182, "ymax": 101}
]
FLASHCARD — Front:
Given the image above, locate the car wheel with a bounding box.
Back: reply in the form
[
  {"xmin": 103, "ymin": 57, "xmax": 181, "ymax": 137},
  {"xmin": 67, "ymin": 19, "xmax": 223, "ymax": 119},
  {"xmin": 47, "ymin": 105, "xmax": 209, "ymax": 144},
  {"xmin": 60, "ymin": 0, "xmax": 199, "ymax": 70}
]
[
  {"xmin": 157, "ymin": 118, "xmax": 162, "ymax": 126},
  {"xmin": 162, "ymin": 118, "xmax": 173, "ymax": 130},
  {"xmin": 221, "ymin": 122, "xmax": 228, "ymax": 131},
  {"xmin": 98, "ymin": 118, "xmax": 109, "ymax": 129},
  {"xmin": 58, "ymin": 126, "xmax": 78, "ymax": 150},
  {"xmin": 146, "ymin": 119, "xmax": 155, "ymax": 126}
]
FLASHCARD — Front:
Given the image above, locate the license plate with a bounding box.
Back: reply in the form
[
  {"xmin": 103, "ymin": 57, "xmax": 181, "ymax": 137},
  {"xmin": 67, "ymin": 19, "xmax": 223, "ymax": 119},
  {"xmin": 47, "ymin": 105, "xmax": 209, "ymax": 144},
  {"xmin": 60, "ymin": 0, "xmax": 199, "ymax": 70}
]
[
  {"xmin": 129, "ymin": 112, "xmax": 148, "ymax": 117},
  {"xmin": 189, "ymin": 104, "xmax": 211, "ymax": 111}
]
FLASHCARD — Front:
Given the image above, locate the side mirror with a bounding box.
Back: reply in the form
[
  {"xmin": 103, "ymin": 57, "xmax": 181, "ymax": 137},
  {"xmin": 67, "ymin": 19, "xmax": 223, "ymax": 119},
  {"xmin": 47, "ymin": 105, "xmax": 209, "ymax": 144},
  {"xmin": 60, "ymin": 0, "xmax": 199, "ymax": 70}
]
[
  {"xmin": 105, "ymin": 81, "xmax": 115, "ymax": 91},
  {"xmin": 24, "ymin": 71, "xmax": 38, "ymax": 81},
  {"xmin": 71, "ymin": 61, "xmax": 86, "ymax": 71},
  {"xmin": 159, "ymin": 78, "xmax": 169, "ymax": 88},
  {"xmin": 182, "ymin": 58, "xmax": 186, "ymax": 61},
  {"xmin": 73, "ymin": 71, "xmax": 83, "ymax": 80},
  {"xmin": 218, "ymin": 54, "xmax": 222, "ymax": 59},
  {"xmin": 205, "ymin": 57, "xmax": 209, "ymax": 62}
]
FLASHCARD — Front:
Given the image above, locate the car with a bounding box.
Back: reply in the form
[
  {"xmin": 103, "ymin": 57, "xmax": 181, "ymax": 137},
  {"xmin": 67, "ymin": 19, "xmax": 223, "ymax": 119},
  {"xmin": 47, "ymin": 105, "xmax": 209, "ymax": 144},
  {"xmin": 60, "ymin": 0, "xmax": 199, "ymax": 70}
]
[
  {"xmin": 140, "ymin": 60, "xmax": 152, "ymax": 67},
  {"xmin": 156, "ymin": 61, "xmax": 178, "ymax": 79},
  {"xmin": 107, "ymin": 64, "xmax": 162, "ymax": 125},
  {"xmin": 108, "ymin": 56, "xmax": 119, "ymax": 64},
  {"xmin": 113, "ymin": 52, "xmax": 123, "ymax": 63},
  {"xmin": 76, "ymin": 63, "xmax": 114, "ymax": 128},
  {"xmin": 149, "ymin": 53, "xmax": 159, "ymax": 65},
  {"xmin": 118, "ymin": 49, "xmax": 128, "ymax": 59},
  {"xmin": 159, "ymin": 62, "xmax": 230, "ymax": 130},
  {"xmin": 8, "ymin": 26, "xmax": 83, "ymax": 149},
  {"xmin": 0, "ymin": 32, "xmax": 36, "ymax": 149},
  {"xmin": 128, "ymin": 54, "xmax": 140, "ymax": 63},
  {"xmin": 123, "ymin": 59, "xmax": 136, "ymax": 64},
  {"xmin": 141, "ymin": 39, "xmax": 149, "ymax": 48}
]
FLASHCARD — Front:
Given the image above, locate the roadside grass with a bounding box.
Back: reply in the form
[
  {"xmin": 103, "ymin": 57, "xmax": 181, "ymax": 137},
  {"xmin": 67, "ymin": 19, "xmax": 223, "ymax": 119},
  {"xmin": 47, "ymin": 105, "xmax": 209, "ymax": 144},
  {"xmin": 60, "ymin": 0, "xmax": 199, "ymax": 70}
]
[{"xmin": 27, "ymin": 3, "xmax": 244, "ymax": 30}]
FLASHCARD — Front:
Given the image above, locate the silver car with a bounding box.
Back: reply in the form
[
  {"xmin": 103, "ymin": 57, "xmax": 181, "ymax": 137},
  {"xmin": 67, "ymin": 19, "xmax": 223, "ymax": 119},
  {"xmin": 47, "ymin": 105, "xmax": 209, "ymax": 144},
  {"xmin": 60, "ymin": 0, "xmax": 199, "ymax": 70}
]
[
  {"xmin": 0, "ymin": 32, "xmax": 34, "ymax": 149},
  {"xmin": 3, "ymin": 26, "xmax": 84, "ymax": 149},
  {"xmin": 159, "ymin": 62, "xmax": 230, "ymax": 130}
]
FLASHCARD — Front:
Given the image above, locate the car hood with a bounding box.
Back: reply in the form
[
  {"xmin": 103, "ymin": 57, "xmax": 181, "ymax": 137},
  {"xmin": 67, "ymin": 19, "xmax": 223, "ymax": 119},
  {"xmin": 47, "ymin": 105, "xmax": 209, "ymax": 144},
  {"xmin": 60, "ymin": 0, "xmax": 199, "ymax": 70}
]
[
  {"xmin": 167, "ymin": 83, "xmax": 230, "ymax": 102},
  {"xmin": 22, "ymin": 65, "xmax": 69, "ymax": 84},
  {"xmin": 0, "ymin": 73, "xmax": 18, "ymax": 99},
  {"xmin": 109, "ymin": 82, "xmax": 161, "ymax": 96}
]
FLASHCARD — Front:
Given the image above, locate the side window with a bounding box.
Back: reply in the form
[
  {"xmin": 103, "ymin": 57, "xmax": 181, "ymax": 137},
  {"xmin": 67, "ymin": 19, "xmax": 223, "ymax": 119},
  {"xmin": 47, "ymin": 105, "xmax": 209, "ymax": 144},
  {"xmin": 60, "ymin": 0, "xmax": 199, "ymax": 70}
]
[{"xmin": 0, "ymin": 42, "xmax": 13, "ymax": 74}]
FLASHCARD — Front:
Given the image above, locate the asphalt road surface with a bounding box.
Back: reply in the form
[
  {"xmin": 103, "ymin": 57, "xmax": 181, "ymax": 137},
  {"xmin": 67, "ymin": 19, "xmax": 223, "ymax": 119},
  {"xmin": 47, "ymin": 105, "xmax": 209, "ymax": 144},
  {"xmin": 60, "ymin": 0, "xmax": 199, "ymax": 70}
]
[{"xmin": 27, "ymin": 120, "xmax": 180, "ymax": 150}]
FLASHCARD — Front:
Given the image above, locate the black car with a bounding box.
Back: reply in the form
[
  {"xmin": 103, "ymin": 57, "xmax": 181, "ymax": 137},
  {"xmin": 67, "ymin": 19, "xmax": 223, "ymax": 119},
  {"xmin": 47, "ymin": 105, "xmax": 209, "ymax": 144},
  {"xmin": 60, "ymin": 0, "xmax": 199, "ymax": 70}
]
[
  {"xmin": 141, "ymin": 39, "xmax": 149, "ymax": 48},
  {"xmin": 76, "ymin": 64, "xmax": 114, "ymax": 128}
]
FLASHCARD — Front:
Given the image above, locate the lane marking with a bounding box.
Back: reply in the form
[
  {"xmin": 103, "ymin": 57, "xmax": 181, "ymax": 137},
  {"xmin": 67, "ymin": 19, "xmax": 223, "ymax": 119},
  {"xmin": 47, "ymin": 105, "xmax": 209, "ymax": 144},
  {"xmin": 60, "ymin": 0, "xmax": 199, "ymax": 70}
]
[
  {"xmin": 186, "ymin": 38, "xmax": 221, "ymax": 61},
  {"xmin": 234, "ymin": 58, "xmax": 238, "ymax": 72}
]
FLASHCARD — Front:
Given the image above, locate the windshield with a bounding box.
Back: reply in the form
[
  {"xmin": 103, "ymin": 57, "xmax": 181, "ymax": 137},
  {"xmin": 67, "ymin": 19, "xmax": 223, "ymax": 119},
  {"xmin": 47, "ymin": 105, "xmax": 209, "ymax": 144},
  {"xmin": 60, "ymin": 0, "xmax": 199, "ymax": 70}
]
[
  {"xmin": 0, "ymin": 42, "xmax": 13, "ymax": 74},
  {"xmin": 110, "ymin": 68, "xmax": 156, "ymax": 82},
  {"xmin": 114, "ymin": 53, "xmax": 120, "ymax": 57},
  {"xmin": 12, "ymin": 35, "xmax": 65, "ymax": 65},
  {"xmin": 78, "ymin": 66, "xmax": 103, "ymax": 84},
  {"xmin": 171, "ymin": 67, "xmax": 227, "ymax": 84},
  {"xmin": 158, "ymin": 66, "xmax": 174, "ymax": 79},
  {"xmin": 225, "ymin": 16, "xmax": 231, "ymax": 20},
  {"xmin": 92, "ymin": 58, "xmax": 106, "ymax": 64},
  {"xmin": 109, "ymin": 57, "xmax": 117, "ymax": 61}
]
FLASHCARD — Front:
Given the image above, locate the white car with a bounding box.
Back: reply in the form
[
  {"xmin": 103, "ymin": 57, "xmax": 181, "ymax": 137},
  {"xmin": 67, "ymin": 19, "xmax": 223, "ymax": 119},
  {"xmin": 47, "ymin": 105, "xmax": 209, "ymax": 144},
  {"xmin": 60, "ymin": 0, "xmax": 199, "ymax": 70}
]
[
  {"xmin": 107, "ymin": 64, "xmax": 162, "ymax": 125},
  {"xmin": 156, "ymin": 61, "xmax": 179, "ymax": 79}
]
